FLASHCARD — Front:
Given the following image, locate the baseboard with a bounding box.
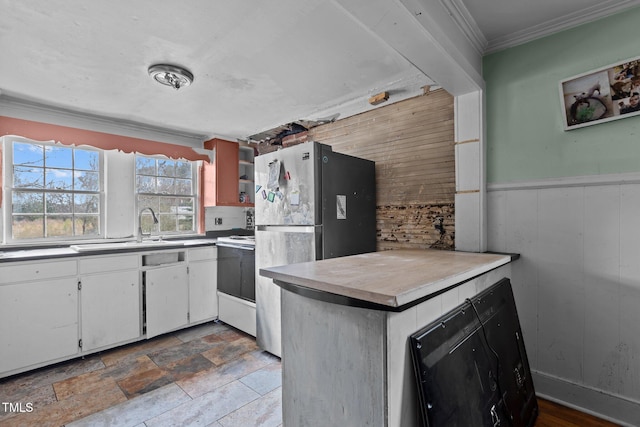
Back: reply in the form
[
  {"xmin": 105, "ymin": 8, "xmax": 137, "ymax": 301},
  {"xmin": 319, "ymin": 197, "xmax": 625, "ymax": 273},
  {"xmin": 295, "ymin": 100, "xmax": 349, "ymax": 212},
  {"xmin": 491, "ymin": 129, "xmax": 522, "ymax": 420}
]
[{"xmin": 532, "ymin": 371, "xmax": 640, "ymax": 426}]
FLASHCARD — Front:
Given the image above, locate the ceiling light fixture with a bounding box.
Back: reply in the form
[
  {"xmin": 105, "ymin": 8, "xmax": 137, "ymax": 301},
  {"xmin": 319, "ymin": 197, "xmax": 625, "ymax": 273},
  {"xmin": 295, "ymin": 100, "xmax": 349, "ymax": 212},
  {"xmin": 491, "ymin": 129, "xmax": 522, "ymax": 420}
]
[{"xmin": 148, "ymin": 64, "xmax": 194, "ymax": 90}]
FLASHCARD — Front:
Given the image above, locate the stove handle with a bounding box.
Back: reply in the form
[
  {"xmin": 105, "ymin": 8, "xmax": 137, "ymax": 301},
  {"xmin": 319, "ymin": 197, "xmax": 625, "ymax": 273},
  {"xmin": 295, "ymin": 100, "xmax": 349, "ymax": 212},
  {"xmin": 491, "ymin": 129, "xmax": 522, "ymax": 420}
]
[{"xmin": 216, "ymin": 242, "xmax": 255, "ymax": 250}]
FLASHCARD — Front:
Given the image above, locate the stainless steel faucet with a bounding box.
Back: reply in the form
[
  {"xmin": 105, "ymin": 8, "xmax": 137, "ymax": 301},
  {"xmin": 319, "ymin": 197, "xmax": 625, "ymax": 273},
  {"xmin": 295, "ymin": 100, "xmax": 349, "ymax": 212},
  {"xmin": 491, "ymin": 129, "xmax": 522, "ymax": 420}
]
[{"xmin": 137, "ymin": 207, "xmax": 159, "ymax": 242}]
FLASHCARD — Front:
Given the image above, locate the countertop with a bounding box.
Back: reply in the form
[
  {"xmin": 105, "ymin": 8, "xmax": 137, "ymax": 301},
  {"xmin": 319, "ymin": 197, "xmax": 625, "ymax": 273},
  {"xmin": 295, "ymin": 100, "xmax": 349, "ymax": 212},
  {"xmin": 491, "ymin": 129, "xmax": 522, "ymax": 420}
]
[
  {"xmin": 260, "ymin": 249, "xmax": 513, "ymax": 309},
  {"xmin": 0, "ymin": 238, "xmax": 218, "ymax": 263}
]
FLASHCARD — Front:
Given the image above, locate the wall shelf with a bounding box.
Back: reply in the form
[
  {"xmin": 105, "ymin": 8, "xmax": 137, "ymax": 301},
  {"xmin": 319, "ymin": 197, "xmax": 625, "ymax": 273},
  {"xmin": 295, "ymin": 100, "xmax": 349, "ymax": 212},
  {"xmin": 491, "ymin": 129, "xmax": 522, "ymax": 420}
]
[{"xmin": 238, "ymin": 144, "xmax": 255, "ymax": 205}]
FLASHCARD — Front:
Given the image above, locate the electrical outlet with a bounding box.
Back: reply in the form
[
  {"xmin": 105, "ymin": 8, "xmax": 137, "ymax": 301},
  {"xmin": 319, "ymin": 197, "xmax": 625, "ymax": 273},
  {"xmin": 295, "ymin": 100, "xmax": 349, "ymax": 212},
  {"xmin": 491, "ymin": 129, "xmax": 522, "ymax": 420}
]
[{"xmin": 215, "ymin": 217, "xmax": 223, "ymax": 225}]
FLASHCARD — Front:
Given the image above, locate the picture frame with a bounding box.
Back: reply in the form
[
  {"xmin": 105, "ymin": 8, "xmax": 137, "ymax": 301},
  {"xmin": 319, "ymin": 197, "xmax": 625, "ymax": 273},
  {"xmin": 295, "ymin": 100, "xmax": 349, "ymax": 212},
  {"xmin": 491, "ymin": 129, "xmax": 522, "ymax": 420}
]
[{"xmin": 560, "ymin": 55, "xmax": 640, "ymax": 130}]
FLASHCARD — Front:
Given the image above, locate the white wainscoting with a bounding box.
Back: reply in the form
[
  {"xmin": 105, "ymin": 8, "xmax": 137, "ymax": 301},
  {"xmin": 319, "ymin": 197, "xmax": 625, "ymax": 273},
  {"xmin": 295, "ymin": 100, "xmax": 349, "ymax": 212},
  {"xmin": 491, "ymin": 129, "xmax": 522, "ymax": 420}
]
[{"xmin": 487, "ymin": 174, "xmax": 640, "ymax": 426}]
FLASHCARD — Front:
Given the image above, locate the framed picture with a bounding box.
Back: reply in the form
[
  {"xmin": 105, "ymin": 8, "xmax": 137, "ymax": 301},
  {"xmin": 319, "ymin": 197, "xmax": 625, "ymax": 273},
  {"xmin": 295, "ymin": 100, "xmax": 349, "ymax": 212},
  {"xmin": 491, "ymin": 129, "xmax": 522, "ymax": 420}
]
[{"xmin": 560, "ymin": 56, "xmax": 640, "ymax": 130}]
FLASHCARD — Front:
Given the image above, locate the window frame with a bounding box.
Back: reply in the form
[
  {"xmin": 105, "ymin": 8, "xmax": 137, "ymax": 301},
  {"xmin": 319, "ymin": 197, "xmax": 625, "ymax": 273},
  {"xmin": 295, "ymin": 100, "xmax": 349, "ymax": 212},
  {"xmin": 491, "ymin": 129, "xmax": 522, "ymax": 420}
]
[
  {"xmin": 2, "ymin": 136, "xmax": 105, "ymax": 244},
  {"xmin": 134, "ymin": 153, "xmax": 199, "ymax": 237}
]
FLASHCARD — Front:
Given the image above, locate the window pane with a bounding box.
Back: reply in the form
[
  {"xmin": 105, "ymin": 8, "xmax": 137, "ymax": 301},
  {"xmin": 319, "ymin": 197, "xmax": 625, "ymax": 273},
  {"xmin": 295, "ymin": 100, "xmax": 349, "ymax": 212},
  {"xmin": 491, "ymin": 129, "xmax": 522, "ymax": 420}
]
[
  {"xmin": 174, "ymin": 178, "xmax": 192, "ymax": 195},
  {"xmin": 46, "ymin": 193, "xmax": 73, "ymax": 214},
  {"xmin": 136, "ymin": 157, "xmax": 156, "ymax": 175},
  {"xmin": 159, "ymin": 215, "xmax": 177, "ymax": 232},
  {"xmin": 157, "ymin": 177, "xmax": 174, "ymax": 194},
  {"xmin": 74, "ymin": 171, "xmax": 100, "ymax": 191},
  {"xmin": 136, "ymin": 175, "xmax": 156, "ymax": 193},
  {"xmin": 45, "ymin": 146, "xmax": 73, "ymax": 168},
  {"xmin": 45, "ymin": 168, "xmax": 73, "ymax": 190},
  {"xmin": 74, "ymin": 150, "xmax": 99, "ymax": 171},
  {"xmin": 10, "ymin": 141, "xmax": 102, "ymax": 241},
  {"xmin": 12, "ymin": 215, "xmax": 44, "ymax": 239},
  {"xmin": 159, "ymin": 196, "xmax": 175, "ymax": 213},
  {"xmin": 13, "ymin": 192, "xmax": 44, "ymax": 213},
  {"xmin": 140, "ymin": 214, "xmax": 158, "ymax": 233},
  {"xmin": 158, "ymin": 159, "xmax": 176, "ymax": 177},
  {"xmin": 75, "ymin": 194, "xmax": 100, "ymax": 213},
  {"xmin": 138, "ymin": 196, "xmax": 158, "ymax": 211},
  {"xmin": 47, "ymin": 216, "xmax": 73, "ymax": 237},
  {"xmin": 14, "ymin": 166, "xmax": 44, "ymax": 188},
  {"xmin": 175, "ymin": 161, "xmax": 191, "ymax": 178},
  {"xmin": 13, "ymin": 142, "xmax": 44, "ymax": 167},
  {"xmin": 178, "ymin": 215, "xmax": 194, "ymax": 231},
  {"xmin": 136, "ymin": 155, "xmax": 195, "ymax": 235},
  {"xmin": 176, "ymin": 198, "xmax": 192, "ymax": 214},
  {"xmin": 74, "ymin": 216, "xmax": 100, "ymax": 236}
]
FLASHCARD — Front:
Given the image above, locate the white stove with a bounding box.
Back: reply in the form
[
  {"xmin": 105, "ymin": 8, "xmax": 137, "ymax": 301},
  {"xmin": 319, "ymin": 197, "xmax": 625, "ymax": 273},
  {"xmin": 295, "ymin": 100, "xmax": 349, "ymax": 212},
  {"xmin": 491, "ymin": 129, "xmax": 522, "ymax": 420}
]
[{"xmin": 216, "ymin": 234, "xmax": 256, "ymax": 337}]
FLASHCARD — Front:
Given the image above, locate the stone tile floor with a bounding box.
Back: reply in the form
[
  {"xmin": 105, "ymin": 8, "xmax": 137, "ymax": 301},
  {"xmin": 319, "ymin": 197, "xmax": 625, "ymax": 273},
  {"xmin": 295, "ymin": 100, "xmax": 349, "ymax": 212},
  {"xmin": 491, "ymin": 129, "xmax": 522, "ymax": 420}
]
[{"xmin": 0, "ymin": 321, "xmax": 282, "ymax": 427}]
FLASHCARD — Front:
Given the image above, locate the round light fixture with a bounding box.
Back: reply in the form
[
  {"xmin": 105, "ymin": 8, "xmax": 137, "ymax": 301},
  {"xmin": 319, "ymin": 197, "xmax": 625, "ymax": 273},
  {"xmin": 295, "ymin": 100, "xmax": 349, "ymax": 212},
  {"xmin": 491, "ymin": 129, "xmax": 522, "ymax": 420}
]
[{"xmin": 148, "ymin": 64, "xmax": 194, "ymax": 90}]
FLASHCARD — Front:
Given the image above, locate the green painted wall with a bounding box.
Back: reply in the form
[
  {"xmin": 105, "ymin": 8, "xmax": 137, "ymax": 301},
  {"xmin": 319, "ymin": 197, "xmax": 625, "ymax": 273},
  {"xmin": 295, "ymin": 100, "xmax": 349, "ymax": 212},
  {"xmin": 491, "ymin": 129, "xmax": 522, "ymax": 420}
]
[{"xmin": 484, "ymin": 6, "xmax": 640, "ymax": 184}]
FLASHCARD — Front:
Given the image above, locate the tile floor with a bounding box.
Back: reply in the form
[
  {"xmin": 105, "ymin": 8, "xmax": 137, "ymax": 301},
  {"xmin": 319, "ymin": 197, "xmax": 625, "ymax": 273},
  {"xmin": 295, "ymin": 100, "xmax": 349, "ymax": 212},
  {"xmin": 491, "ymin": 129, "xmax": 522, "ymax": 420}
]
[{"xmin": 0, "ymin": 321, "xmax": 282, "ymax": 427}]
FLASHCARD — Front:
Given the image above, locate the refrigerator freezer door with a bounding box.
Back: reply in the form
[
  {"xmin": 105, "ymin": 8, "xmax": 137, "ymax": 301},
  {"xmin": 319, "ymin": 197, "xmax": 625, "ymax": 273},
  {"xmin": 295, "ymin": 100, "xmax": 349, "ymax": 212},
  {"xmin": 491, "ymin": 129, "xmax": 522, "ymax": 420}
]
[
  {"xmin": 255, "ymin": 226, "xmax": 318, "ymax": 357},
  {"xmin": 321, "ymin": 149, "xmax": 377, "ymax": 258},
  {"xmin": 254, "ymin": 141, "xmax": 320, "ymax": 226}
]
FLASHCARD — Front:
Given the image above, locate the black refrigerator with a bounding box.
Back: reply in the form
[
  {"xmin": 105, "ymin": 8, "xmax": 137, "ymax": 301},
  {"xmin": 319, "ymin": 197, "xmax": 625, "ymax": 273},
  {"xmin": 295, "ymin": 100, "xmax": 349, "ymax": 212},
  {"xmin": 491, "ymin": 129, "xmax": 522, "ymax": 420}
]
[{"xmin": 254, "ymin": 141, "xmax": 376, "ymax": 357}]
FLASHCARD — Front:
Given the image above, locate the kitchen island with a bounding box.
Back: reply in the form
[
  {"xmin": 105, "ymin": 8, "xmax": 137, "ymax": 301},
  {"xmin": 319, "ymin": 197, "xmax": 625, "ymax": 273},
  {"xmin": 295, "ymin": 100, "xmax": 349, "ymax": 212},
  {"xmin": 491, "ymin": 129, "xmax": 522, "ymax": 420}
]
[{"xmin": 260, "ymin": 248, "xmax": 515, "ymax": 427}]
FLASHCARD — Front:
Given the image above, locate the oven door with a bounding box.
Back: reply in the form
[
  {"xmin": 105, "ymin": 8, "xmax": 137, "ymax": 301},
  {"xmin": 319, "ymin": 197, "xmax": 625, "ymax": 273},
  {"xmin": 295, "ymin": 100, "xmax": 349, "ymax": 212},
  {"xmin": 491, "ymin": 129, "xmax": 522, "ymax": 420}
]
[{"xmin": 217, "ymin": 243, "xmax": 255, "ymax": 302}]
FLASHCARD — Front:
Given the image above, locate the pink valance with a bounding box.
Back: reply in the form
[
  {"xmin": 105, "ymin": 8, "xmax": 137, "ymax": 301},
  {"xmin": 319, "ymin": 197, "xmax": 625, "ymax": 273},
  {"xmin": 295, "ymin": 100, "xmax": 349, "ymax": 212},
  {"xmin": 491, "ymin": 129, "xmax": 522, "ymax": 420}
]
[{"xmin": 0, "ymin": 116, "xmax": 210, "ymax": 162}]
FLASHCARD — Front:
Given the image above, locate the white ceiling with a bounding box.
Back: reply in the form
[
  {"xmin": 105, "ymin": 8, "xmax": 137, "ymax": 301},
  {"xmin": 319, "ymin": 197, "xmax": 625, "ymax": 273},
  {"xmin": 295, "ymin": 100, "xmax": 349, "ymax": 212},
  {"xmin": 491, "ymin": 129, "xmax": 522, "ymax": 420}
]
[{"xmin": 1, "ymin": 0, "xmax": 638, "ymax": 144}]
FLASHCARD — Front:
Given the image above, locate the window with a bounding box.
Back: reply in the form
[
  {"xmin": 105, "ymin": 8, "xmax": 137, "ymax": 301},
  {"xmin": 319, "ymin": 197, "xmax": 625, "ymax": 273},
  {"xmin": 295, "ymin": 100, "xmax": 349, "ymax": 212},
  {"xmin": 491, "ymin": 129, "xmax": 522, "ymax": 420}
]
[
  {"xmin": 8, "ymin": 139, "xmax": 101, "ymax": 240},
  {"xmin": 135, "ymin": 155, "xmax": 196, "ymax": 234}
]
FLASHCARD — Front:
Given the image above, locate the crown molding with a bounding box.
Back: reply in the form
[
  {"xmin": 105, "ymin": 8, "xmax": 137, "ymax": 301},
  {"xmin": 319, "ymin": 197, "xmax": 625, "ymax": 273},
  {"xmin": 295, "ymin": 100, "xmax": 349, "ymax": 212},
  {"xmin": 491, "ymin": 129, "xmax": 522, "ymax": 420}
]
[
  {"xmin": 439, "ymin": 0, "xmax": 640, "ymax": 55},
  {"xmin": 485, "ymin": 0, "xmax": 640, "ymax": 54},
  {"xmin": 0, "ymin": 93, "xmax": 208, "ymax": 147},
  {"xmin": 438, "ymin": 0, "xmax": 487, "ymax": 55}
]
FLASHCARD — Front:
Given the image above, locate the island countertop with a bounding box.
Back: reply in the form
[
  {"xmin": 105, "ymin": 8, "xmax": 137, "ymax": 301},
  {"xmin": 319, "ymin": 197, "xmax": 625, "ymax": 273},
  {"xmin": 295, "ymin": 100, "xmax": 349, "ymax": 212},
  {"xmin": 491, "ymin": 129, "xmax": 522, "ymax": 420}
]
[{"xmin": 259, "ymin": 249, "xmax": 513, "ymax": 310}]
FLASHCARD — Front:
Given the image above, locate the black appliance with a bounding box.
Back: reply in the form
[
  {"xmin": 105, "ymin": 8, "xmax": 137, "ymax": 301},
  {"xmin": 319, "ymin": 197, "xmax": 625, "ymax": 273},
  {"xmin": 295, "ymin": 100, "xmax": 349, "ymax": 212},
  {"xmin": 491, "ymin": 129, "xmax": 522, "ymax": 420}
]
[
  {"xmin": 216, "ymin": 236, "xmax": 255, "ymax": 302},
  {"xmin": 409, "ymin": 278, "xmax": 538, "ymax": 427}
]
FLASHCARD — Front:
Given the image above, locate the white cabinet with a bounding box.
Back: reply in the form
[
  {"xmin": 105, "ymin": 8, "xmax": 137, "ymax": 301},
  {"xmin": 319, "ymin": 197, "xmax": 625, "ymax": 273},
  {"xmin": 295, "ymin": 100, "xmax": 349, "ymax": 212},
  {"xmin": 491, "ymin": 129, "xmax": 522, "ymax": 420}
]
[
  {"xmin": 188, "ymin": 247, "xmax": 218, "ymax": 324},
  {"xmin": 145, "ymin": 263, "xmax": 189, "ymax": 338},
  {"xmin": 0, "ymin": 260, "xmax": 78, "ymax": 375},
  {"xmin": 0, "ymin": 242, "xmax": 218, "ymax": 378},
  {"xmin": 79, "ymin": 254, "xmax": 141, "ymax": 352},
  {"xmin": 144, "ymin": 246, "xmax": 218, "ymax": 337}
]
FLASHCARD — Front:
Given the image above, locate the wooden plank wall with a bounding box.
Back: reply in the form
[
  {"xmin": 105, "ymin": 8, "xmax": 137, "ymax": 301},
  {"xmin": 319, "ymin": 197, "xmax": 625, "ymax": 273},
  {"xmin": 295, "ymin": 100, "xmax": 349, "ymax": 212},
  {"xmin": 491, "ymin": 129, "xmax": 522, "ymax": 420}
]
[
  {"xmin": 256, "ymin": 89, "xmax": 455, "ymax": 251},
  {"xmin": 312, "ymin": 89, "xmax": 455, "ymax": 251}
]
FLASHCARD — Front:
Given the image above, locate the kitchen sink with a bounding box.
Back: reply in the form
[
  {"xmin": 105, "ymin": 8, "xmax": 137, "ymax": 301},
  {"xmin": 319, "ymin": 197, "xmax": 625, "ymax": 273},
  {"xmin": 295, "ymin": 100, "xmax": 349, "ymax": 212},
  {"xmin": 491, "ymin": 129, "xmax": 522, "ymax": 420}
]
[{"xmin": 70, "ymin": 240, "xmax": 176, "ymax": 252}]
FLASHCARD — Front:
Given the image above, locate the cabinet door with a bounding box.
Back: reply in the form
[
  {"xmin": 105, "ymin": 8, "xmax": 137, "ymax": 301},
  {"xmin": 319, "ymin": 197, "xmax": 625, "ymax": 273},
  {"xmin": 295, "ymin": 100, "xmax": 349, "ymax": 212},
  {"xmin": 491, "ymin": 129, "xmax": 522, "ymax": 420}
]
[
  {"xmin": 0, "ymin": 278, "xmax": 78, "ymax": 375},
  {"xmin": 189, "ymin": 259, "xmax": 218, "ymax": 323},
  {"xmin": 203, "ymin": 138, "xmax": 240, "ymax": 206},
  {"xmin": 215, "ymin": 139, "xmax": 240, "ymax": 205},
  {"xmin": 146, "ymin": 264, "xmax": 188, "ymax": 338},
  {"xmin": 81, "ymin": 270, "xmax": 141, "ymax": 352}
]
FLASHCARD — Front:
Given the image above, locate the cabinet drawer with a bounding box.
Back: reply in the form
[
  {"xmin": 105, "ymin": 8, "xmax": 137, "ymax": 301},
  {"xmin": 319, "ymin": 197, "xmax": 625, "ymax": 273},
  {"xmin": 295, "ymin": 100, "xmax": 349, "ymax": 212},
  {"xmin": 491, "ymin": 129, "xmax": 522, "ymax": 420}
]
[
  {"xmin": 0, "ymin": 259, "xmax": 77, "ymax": 285},
  {"xmin": 218, "ymin": 291, "xmax": 256, "ymax": 337},
  {"xmin": 79, "ymin": 254, "xmax": 139, "ymax": 274},
  {"xmin": 189, "ymin": 246, "xmax": 217, "ymax": 262}
]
